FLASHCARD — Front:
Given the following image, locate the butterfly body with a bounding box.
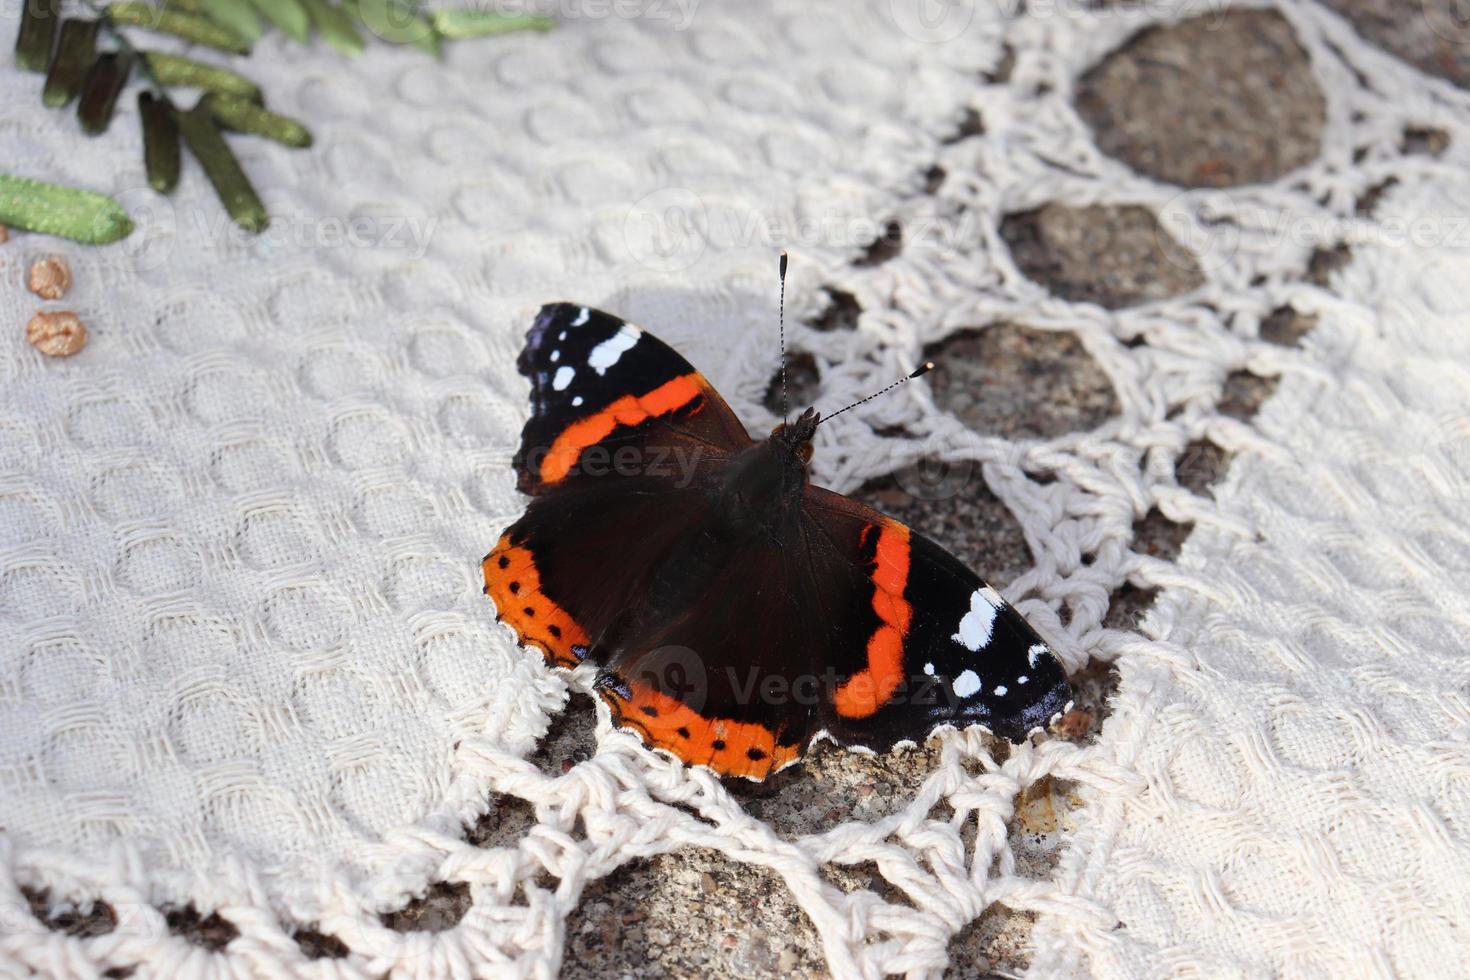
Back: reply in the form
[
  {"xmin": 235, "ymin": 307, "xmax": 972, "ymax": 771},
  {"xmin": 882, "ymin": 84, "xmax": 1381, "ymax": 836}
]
[{"xmin": 485, "ymin": 303, "xmax": 1071, "ymax": 780}]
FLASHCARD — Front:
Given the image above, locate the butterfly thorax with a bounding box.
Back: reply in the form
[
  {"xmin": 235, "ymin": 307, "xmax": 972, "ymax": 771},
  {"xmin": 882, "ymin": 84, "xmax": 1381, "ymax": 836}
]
[{"xmin": 713, "ymin": 408, "xmax": 818, "ymax": 530}]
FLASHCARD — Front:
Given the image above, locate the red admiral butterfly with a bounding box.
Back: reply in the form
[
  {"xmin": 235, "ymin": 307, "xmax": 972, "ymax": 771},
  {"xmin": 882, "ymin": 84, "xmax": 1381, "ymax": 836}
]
[{"xmin": 483, "ymin": 265, "xmax": 1072, "ymax": 780}]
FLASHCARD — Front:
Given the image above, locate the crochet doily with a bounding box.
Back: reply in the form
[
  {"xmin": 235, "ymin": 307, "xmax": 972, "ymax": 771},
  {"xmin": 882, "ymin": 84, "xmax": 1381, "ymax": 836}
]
[{"xmin": 3, "ymin": 0, "xmax": 1469, "ymax": 976}]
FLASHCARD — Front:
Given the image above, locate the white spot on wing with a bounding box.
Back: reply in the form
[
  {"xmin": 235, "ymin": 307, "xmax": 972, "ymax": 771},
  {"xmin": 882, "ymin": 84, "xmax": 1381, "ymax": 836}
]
[
  {"xmin": 558, "ymin": 330, "xmax": 567, "ymax": 341},
  {"xmin": 923, "ymin": 662, "xmax": 935, "ymax": 675},
  {"xmin": 1018, "ymin": 675, "xmax": 1029, "ymax": 685},
  {"xmin": 550, "ymin": 349, "xmax": 560, "ymax": 362},
  {"xmin": 552, "ymin": 366, "xmax": 575, "ymax": 391},
  {"xmin": 572, "ymin": 395, "xmax": 584, "ymax": 406},
  {"xmin": 953, "ymin": 670, "xmax": 981, "ymax": 698},
  {"xmin": 993, "ymin": 685, "xmax": 1008, "ymax": 696},
  {"xmin": 1027, "ymin": 643, "xmax": 1048, "ymax": 667},
  {"xmin": 589, "ymin": 324, "xmax": 640, "ymax": 375},
  {"xmin": 952, "ymin": 589, "xmax": 998, "ymax": 651},
  {"xmin": 571, "ymin": 307, "xmax": 590, "ymax": 327},
  {"xmin": 979, "ymin": 585, "xmax": 1006, "ymax": 608}
]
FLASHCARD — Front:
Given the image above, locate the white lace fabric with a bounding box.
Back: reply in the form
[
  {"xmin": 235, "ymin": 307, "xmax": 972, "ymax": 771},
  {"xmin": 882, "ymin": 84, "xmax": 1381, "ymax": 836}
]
[{"xmin": 2, "ymin": 0, "xmax": 1469, "ymax": 976}]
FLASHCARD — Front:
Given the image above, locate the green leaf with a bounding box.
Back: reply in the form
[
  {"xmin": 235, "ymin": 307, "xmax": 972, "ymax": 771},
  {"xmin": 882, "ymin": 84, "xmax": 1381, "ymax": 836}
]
[
  {"xmin": 248, "ymin": 0, "xmax": 310, "ymax": 44},
  {"xmin": 177, "ymin": 100, "xmax": 268, "ymax": 232},
  {"xmin": 77, "ymin": 50, "xmax": 134, "ymax": 136},
  {"xmin": 430, "ymin": 10, "xmax": 553, "ymax": 40},
  {"xmin": 42, "ymin": 18, "xmax": 100, "ymax": 108},
  {"xmin": 204, "ymin": 91, "xmax": 311, "ymax": 147},
  {"xmin": 143, "ymin": 51, "xmax": 262, "ymax": 100},
  {"xmin": 15, "ymin": 0, "xmax": 60, "ymax": 73},
  {"xmin": 0, "ymin": 173, "xmax": 134, "ymax": 244},
  {"xmin": 298, "ymin": 0, "xmax": 362, "ymax": 56},
  {"xmin": 106, "ymin": 3, "xmax": 252, "ymax": 54},
  {"xmin": 348, "ymin": 0, "xmax": 437, "ymax": 55},
  {"xmin": 139, "ymin": 92, "xmax": 182, "ymax": 193},
  {"xmin": 200, "ymin": 0, "xmax": 262, "ymax": 44}
]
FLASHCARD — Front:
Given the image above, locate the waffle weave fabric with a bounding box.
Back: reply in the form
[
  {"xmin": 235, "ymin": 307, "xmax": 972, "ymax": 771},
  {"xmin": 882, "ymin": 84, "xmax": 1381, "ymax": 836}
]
[{"xmin": 2, "ymin": 0, "xmax": 1469, "ymax": 976}]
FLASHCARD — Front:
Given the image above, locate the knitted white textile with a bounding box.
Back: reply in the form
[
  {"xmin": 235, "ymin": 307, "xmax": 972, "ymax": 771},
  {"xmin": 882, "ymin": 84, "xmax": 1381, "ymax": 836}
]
[{"xmin": 2, "ymin": 0, "xmax": 1468, "ymax": 976}]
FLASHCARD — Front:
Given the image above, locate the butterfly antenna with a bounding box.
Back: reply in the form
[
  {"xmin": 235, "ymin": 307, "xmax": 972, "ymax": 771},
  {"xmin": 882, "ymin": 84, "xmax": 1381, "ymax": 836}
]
[
  {"xmin": 778, "ymin": 250, "xmax": 789, "ymax": 424},
  {"xmin": 817, "ymin": 361, "xmax": 936, "ymax": 426}
]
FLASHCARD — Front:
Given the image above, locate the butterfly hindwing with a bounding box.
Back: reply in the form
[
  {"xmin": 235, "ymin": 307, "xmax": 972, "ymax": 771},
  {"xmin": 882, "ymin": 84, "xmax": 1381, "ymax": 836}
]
[
  {"xmin": 512, "ymin": 303, "xmax": 752, "ymax": 495},
  {"xmin": 593, "ymin": 511, "xmax": 820, "ymax": 780},
  {"xmin": 483, "ymin": 474, "xmax": 713, "ymax": 669},
  {"xmin": 803, "ymin": 487, "xmax": 1072, "ymax": 750}
]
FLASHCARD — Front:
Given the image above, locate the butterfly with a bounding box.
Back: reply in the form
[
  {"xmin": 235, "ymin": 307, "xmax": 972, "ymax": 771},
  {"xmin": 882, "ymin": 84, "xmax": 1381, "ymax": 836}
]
[{"xmin": 483, "ymin": 287, "xmax": 1072, "ymax": 780}]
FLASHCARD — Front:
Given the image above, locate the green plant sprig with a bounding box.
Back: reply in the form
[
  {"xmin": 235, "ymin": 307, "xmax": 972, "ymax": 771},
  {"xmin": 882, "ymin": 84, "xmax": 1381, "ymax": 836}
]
[{"xmin": 11, "ymin": 0, "xmax": 556, "ymax": 237}]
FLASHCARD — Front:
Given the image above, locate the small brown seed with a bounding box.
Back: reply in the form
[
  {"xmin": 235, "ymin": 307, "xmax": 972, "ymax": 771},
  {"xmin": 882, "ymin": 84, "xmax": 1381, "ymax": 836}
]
[
  {"xmin": 27, "ymin": 256, "xmax": 72, "ymax": 300},
  {"xmin": 26, "ymin": 310, "xmax": 87, "ymax": 357},
  {"xmin": 1055, "ymin": 707, "xmax": 1095, "ymax": 740}
]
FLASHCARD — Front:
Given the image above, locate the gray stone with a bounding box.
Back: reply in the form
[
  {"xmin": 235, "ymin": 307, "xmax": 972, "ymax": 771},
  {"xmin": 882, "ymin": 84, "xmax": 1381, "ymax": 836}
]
[
  {"xmin": 1320, "ymin": 0, "xmax": 1470, "ymax": 90},
  {"xmin": 1076, "ymin": 11, "xmax": 1325, "ymax": 187},
  {"xmin": 1000, "ymin": 204, "xmax": 1204, "ymax": 309},
  {"xmin": 923, "ymin": 324, "xmax": 1119, "ymax": 441}
]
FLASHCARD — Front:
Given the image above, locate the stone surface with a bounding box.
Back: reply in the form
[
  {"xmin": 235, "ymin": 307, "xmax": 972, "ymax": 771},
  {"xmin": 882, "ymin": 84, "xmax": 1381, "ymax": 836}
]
[
  {"xmin": 562, "ymin": 848, "xmax": 831, "ymax": 979},
  {"xmin": 1076, "ymin": 11, "xmax": 1325, "ymax": 187},
  {"xmin": 380, "ymin": 881, "xmax": 471, "ymax": 933},
  {"xmin": 1132, "ymin": 508, "xmax": 1191, "ymax": 564},
  {"xmin": 765, "ymin": 350, "xmax": 823, "ymax": 416},
  {"xmin": 1175, "ymin": 438, "xmax": 1231, "ymax": 498},
  {"xmin": 923, "ymin": 324, "xmax": 1119, "ymax": 441},
  {"xmin": 1320, "ymin": 0, "xmax": 1470, "ymax": 90},
  {"xmin": 21, "ymin": 887, "xmax": 117, "ymax": 938},
  {"xmin": 1000, "ymin": 205, "xmax": 1204, "ymax": 308},
  {"xmin": 1259, "ymin": 306, "xmax": 1316, "ymax": 348},
  {"xmin": 810, "ymin": 288, "xmax": 861, "ymax": 333},
  {"xmin": 164, "ymin": 905, "xmax": 239, "ymax": 951},
  {"xmin": 1219, "ymin": 370, "xmax": 1278, "ymax": 422},
  {"xmin": 294, "ymin": 927, "xmax": 351, "ymax": 960}
]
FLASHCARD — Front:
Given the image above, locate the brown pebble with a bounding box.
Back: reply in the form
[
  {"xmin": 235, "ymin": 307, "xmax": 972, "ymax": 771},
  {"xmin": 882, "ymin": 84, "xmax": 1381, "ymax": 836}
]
[
  {"xmin": 722, "ymin": 933, "xmax": 738, "ymax": 948},
  {"xmin": 699, "ymin": 872, "xmax": 718, "ymax": 894},
  {"xmin": 27, "ymin": 256, "xmax": 71, "ymax": 300},
  {"xmin": 1055, "ymin": 708, "xmax": 1095, "ymax": 740},
  {"xmin": 26, "ymin": 310, "xmax": 87, "ymax": 357}
]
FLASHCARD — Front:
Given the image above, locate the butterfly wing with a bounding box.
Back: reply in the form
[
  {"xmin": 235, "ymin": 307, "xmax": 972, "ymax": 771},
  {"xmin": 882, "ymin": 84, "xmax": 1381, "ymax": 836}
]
[
  {"xmin": 485, "ymin": 304, "xmax": 754, "ymax": 669},
  {"xmin": 511, "ymin": 303, "xmax": 752, "ymax": 495},
  {"xmin": 589, "ymin": 480, "xmax": 1071, "ymax": 781},
  {"xmin": 801, "ymin": 486, "xmax": 1072, "ymax": 749},
  {"xmin": 593, "ymin": 512, "xmax": 822, "ymax": 780}
]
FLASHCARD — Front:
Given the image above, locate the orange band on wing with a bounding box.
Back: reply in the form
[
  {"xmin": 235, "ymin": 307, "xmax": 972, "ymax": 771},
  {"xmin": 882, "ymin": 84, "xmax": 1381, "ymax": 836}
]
[
  {"xmin": 834, "ymin": 521, "xmax": 912, "ymax": 719},
  {"xmin": 540, "ymin": 374, "xmax": 704, "ymax": 484},
  {"xmin": 483, "ymin": 533, "xmax": 591, "ymax": 669},
  {"xmin": 602, "ymin": 683, "xmax": 801, "ymax": 780}
]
